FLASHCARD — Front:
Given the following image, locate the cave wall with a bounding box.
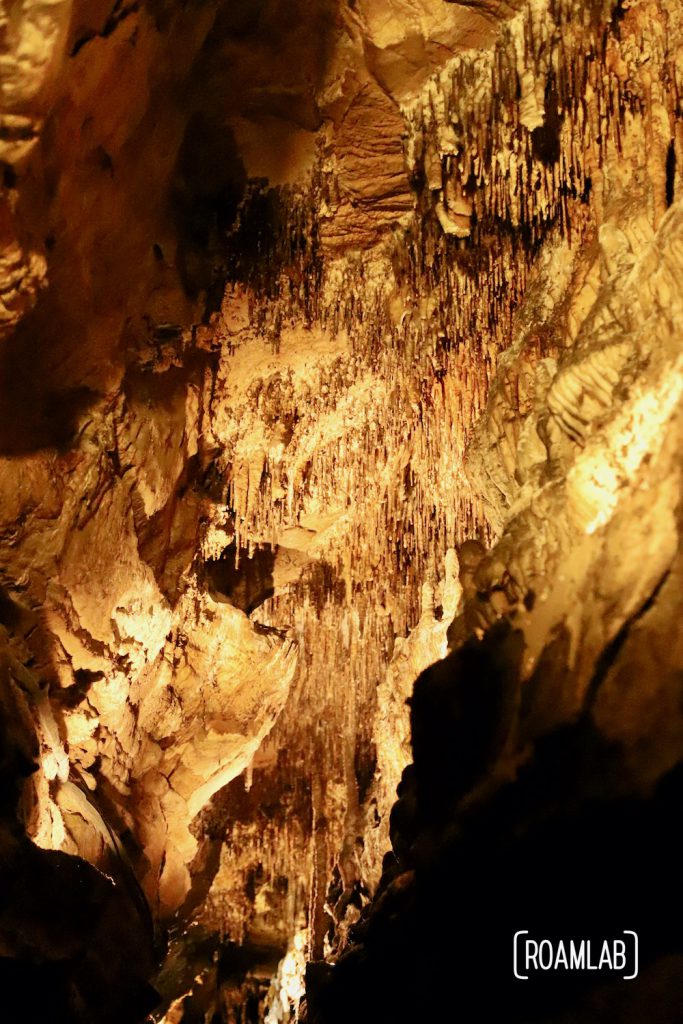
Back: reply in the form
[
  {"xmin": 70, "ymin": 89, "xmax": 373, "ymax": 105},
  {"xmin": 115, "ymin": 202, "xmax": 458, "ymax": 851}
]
[{"xmin": 1, "ymin": 0, "xmax": 683, "ymax": 1019}]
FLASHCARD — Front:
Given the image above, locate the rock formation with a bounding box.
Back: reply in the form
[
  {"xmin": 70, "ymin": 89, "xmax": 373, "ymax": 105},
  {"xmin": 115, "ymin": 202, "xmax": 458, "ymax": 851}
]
[{"xmin": 1, "ymin": 0, "xmax": 682, "ymax": 1020}]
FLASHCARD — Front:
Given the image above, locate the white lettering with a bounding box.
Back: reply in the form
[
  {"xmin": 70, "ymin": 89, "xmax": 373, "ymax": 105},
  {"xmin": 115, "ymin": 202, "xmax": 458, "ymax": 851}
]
[
  {"xmin": 516, "ymin": 933, "xmax": 638, "ymax": 978},
  {"xmin": 570, "ymin": 942, "xmax": 585, "ymax": 969},
  {"xmin": 554, "ymin": 942, "xmax": 568, "ymax": 969},
  {"xmin": 613, "ymin": 940, "xmax": 626, "ymax": 971},
  {"xmin": 538, "ymin": 940, "xmax": 553, "ymax": 970},
  {"xmin": 526, "ymin": 940, "xmax": 539, "ymax": 970},
  {"xmin": 599, "ymin": 942, "xmax": 613, "ymax": 970}
]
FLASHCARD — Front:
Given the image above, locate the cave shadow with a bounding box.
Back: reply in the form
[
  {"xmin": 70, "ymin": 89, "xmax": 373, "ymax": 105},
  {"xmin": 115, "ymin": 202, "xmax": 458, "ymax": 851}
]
[{"xmin": 0, "ymin": 308, "xmax": 100, "ymax": 455}]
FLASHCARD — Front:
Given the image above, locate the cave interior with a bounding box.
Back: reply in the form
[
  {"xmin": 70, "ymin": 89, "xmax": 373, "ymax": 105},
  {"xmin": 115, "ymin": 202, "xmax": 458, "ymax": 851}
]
[{"xmin": 1, "ymin": 0, "xmax": 683, "ymax": 1021}]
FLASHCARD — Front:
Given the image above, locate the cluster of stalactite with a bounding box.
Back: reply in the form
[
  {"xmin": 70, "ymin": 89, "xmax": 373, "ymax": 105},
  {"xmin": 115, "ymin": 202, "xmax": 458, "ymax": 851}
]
[
  {"xmin": 175, "ymin": 0, "xmax": 679, "ymax": 983},
  {"xmin": 408, "ymin": 0, "xmax": 681, "ymax": 242},
  {"xmin": 157, "ymin": 601, "xmax": 393, "ymax": 1019},
  {"xmin": 201, "ymin": 598, "xmax": 392, "ymax": 909},
  {"xmin": 2, "ymin": 1, "xmax": 682, "ymax": 1021},
  {"xmin": 224, "ymin": 172, "xmax": 325, "ymax": 341},
  {"xmin": 208, "ymin": 0, "xmax": 682, "ymax": 600},
  {"xmin": 175, "ymin": 0, "xmax": 683, "ymax": 1008}
]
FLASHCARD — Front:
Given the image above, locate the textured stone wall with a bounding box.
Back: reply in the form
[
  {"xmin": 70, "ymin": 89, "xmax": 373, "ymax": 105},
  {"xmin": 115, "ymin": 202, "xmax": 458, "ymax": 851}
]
[{"xmin": 1, "ymin": 0, "xmax": 682, "ymax": 1020}]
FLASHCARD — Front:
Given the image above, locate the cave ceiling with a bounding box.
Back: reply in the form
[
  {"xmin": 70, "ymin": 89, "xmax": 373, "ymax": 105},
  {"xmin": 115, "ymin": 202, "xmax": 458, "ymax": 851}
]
[{"xmin": 1, "ymin": 0, "xmax": 683, "ymax": 1020}]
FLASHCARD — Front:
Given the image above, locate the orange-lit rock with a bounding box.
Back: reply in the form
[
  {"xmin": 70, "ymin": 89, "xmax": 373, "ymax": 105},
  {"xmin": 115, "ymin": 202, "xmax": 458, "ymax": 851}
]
[{"xmin": 1, "ymin": 0, "xmax": 683, "ymax": 1020}]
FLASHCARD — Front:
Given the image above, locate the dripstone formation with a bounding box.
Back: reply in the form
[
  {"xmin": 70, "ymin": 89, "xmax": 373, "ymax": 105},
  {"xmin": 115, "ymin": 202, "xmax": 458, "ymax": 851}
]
[{"xmin": 1, "ymin": 0, "xmax": 682, "ymax": 1020}]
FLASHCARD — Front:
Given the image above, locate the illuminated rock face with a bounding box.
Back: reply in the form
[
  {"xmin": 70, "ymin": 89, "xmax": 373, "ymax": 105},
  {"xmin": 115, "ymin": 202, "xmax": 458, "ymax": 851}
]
[{"xmin": 1, "ymin": 0, "xmax": 683, "ymax": 1020}]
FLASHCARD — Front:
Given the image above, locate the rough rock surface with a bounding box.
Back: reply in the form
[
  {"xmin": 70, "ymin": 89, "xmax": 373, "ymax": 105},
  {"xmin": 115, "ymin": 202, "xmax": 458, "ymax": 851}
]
[{"xmin": 1, "ymin": 0, "xmax": 682, "ymax": 1020}]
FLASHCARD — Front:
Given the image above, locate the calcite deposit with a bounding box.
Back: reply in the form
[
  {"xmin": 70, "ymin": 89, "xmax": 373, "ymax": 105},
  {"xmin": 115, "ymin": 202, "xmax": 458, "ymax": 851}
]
[{"xmin": 1, "ymin": 0, "xmax": 682, "ymax": 1020}]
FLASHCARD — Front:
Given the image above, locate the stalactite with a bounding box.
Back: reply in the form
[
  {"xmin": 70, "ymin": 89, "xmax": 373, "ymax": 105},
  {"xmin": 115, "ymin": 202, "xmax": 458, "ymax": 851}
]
[
  {"xmin": 183, "ymin": 3, "xmax": 683, "ymax": 983},
  {"xmin": 3, "ymin": 0, "xmax": 681, "ymax": 1017}
]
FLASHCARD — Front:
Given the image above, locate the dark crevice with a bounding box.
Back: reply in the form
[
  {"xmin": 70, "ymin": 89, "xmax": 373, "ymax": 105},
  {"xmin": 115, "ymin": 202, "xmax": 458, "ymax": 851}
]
[
  {"xmin": 69, "ymin": 1, "xmax": 141, "ymax": 57},
  {"xmin": 610, "ymin": 0, "xmax": 628, "ymax": 36},
  {"xmin": 666, "ymin": 139, "xmax": 676, "ymax": 208},
  {"xmin": 531, "ymin": 76, "xmax": 563, "ymax": 166},
  {"xmin": 2, "ymin": 163, "xmax": 17, "ymax": 189},
  {"xmin": 205, "ymin": 541, "xmax": 276, "ymax": 614},
  {"xmin": 56, "ymin": 668, "xmax": 105, "ymax": 709},
  {"xmin": 170, "ymin": 115, "xmax": 247, "ymax": 313}
]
